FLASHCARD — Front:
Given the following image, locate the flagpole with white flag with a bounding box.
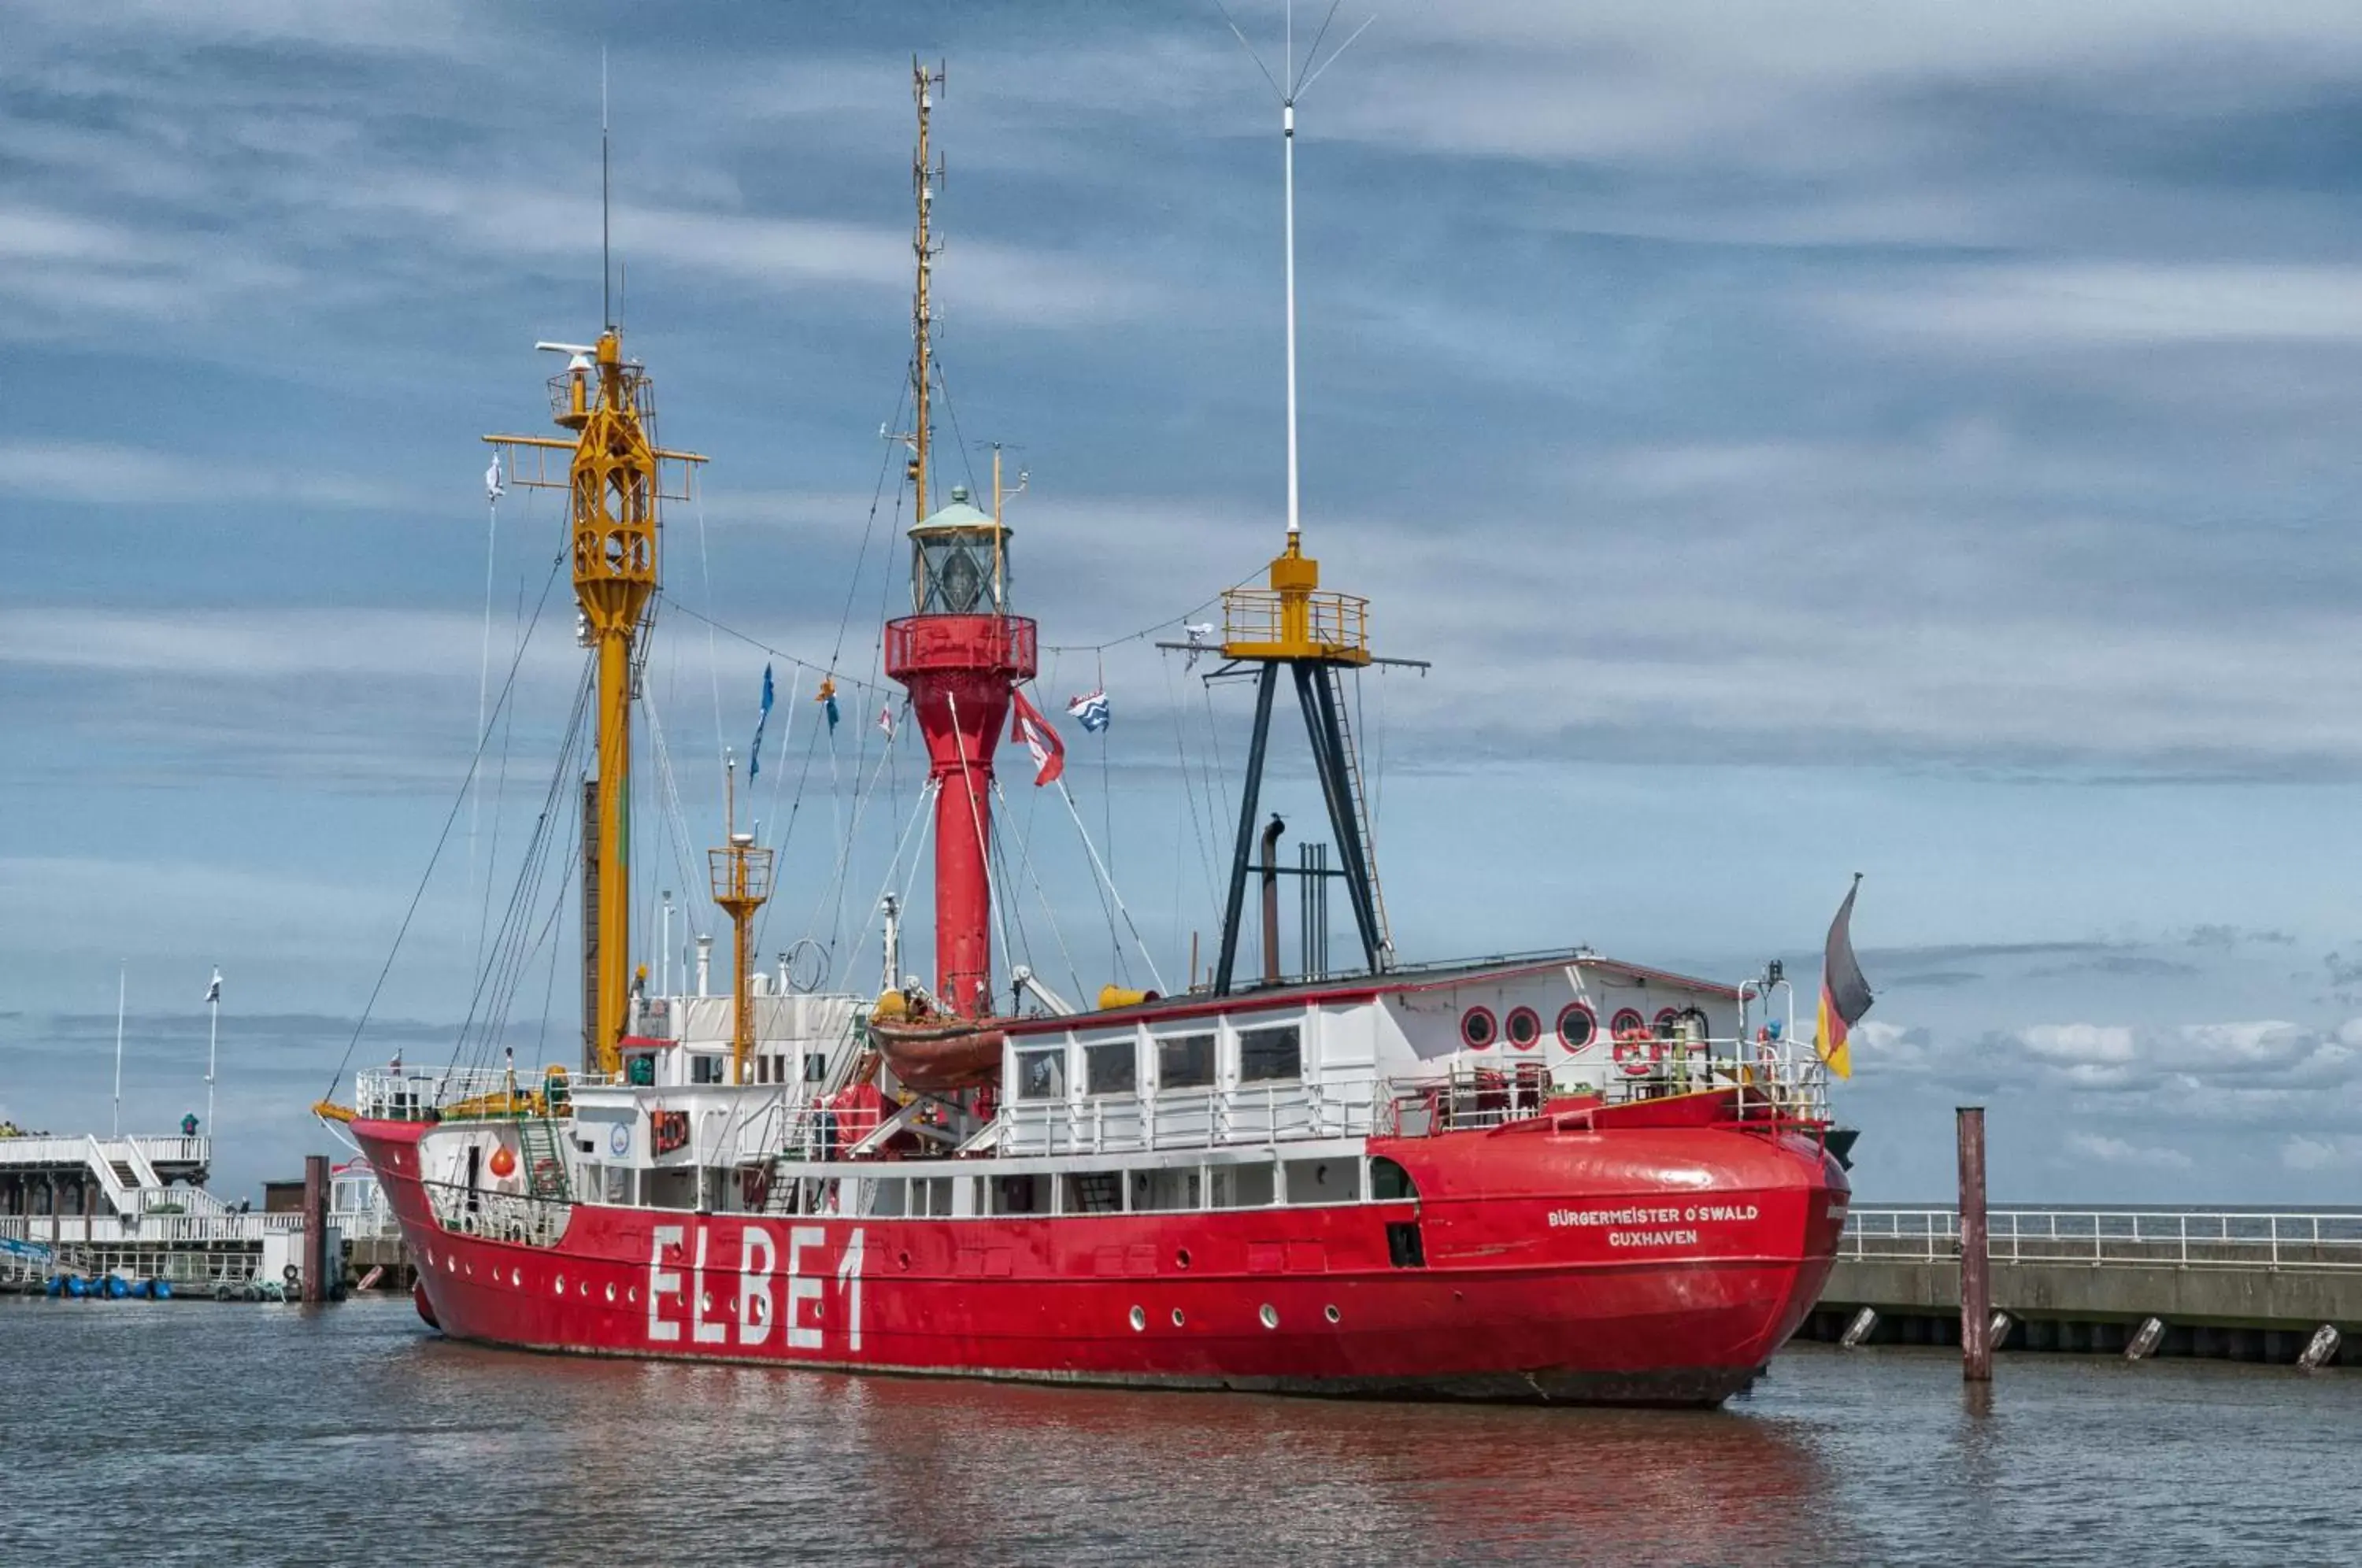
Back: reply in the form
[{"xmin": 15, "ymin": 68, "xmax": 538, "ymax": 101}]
[
  {"xmin": 204, "ymin": 967, "xmax": 222, "ymax": 1137},
  {"xmin": 113, "ymin": 961, "xmax": 126, "ymax": 1138}
]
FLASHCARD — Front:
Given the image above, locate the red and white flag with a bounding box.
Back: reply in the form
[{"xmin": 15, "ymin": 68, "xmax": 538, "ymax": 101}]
[
  {"xmin": 1009, "ymin": 688, "xmax": 1065, "ymax": 786},
  {"xmin": 877, "ymin": 701, "xmax": 897, "ymax": 741}
]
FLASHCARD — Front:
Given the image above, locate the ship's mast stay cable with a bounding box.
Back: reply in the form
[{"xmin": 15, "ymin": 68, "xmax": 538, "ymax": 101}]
[
  {"xmin": 990, "ymin": 780, "xmax": 1087, "ymax": 1004},
  {"xmin": 798, "ymin": 733, "xmax": 906, "ymax": 966},
  {"xmin": 475, "ymin": 567, "xmax": 529, "ymax": 1000},
  {"xmin": 320, "ymin": 548, "xmax": 568, "ymax": 1104},
  {"xmin": 833, "ymin": 778, "xmax": 939, "ymax": 997},
  {"xmin": 473, "ymin": 771, "xmax": 584, "ymax": 1076},
  {"xmin": 739, "ymin": 374, "xmax": 911, "ymax": 977},
  {"xmin": 639, "ymin": 686, "xmax": 716, "ymax": 982},
  {"xmin": 465, "ymin": 486, "xmax": 500, "ymax": 976},
  {"xmin": 1053, "ymin": 775, "xmax": 1166, "ymax": 993},
  {"xmin": 451, "ymin": 661, "xmax": 595, "ymax": 1075}
]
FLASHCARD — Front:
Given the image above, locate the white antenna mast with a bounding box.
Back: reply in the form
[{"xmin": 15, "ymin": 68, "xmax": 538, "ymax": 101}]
[
  {"xmin": 1215, "ymin": 0, "xmax": 1377, "ymax": 541},
  {"xmin": 602, "ymin": 46, "xmax": 613, "ymax": 331}
]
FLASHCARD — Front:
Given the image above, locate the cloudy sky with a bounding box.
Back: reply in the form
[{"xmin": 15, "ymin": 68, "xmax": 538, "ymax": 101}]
[{"xmin": 6, "ymin": 1, "xmax": 2362, "ymax": 1203}]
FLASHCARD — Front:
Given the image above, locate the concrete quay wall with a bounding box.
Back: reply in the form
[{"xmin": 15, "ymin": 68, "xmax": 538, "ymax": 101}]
[{"xmin": 1805, "ymin": 1258, "xmax": 2361, "ymax": 1363}]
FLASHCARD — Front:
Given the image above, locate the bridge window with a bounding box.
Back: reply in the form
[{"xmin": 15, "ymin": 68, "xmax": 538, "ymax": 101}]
[
  {"xmin": 690, "ymin": 1054, "xmax": 726, "ymax": 1085},
  {"xmin": 1085, "ymin": 1041, "xmax": 1137, "ymax": 1096},
  {"xmin": 1158, "ymin": 1034, "xmax": 1216, "ymax": 1089},
  {"xmin": 1016, "ymin": 1047, "xmax": 1067, "ymax": 1100},
  {"xmin": 1370, "ymin": 1156, "xmax": 1419, "ymax": 1202},
  {"xmin": 1238, "ymin": 1025, "xmax": 1301, "ymax": 1083}
]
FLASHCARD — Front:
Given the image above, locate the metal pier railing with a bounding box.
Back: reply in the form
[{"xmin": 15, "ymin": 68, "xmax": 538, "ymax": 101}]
[{"xmin": 1842, "ymin": 1207, "xmax": 2362, "ymax": 1271}]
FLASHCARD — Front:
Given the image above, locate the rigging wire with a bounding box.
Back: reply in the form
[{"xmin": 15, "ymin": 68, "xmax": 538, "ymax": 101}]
[
  {"xmin": 465, "ymin": 484, "xmax": 502, "ymax": 977},
  {"xmin": 991, "ymin": 779, "xmax": 1087, "ymax": 1004},
  {"xmin": 1051, "ymin": 776, "xmax": 1166, "ymax": 993},
  {"xmin": 320, "ymin": 548, "xmax": 568, "ymax": 1104},
  {"xmin": 452, "ymin": 660, "xmax": 596, "ymax": 1074}
]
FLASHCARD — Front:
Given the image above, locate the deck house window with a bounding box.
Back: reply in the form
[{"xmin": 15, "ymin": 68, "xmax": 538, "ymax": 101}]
[
  {"xmin": 1085, "ymin": 1040, "xmax": 1137, "ymax": 1096},
  {"xmin": 1016, "ymin": 1046, "xmax": 1068, "ymax": 1100},
  {"xmin": 1158, "ymin": 1034, "xmax": 1216, "ymax": 1089},
  {"xmin": 1238, "ymin": 1025, "xmax": 1301, "ymax": 1083}
]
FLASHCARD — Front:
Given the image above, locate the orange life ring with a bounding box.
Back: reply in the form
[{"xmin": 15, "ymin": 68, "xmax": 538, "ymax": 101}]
[{"xmin": 1612, "ymin": 1028, "xmax": 1660, "ymax": 1077}]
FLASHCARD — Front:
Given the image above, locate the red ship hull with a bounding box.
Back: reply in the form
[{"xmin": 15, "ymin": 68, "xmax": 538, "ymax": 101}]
[{"xmin": 357, "ymin": 1107, "xmax": 1846, "ymax": 1406}]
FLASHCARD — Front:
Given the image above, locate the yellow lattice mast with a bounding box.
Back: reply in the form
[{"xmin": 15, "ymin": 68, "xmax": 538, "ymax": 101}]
[{"xmin": 487, "ymin": 334, "xmax": 705, "ymax": 1075}]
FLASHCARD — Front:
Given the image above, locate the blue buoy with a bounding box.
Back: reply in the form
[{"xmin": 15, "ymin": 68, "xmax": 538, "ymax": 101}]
[
  {"xmin": 64, "ymin": 1275, "xmax": 87, "ymax": 1298},
  {"xmin": 103, "ymin": 1274, "xmax": 131, "ymax": 1300},
  {"xmin": 150, "ymin": 1279, "xmax": 173, "ymax": 1300},
  {"xmin": 43, "ymin": 1274, "xmax": 63, "ymax": 1298}
]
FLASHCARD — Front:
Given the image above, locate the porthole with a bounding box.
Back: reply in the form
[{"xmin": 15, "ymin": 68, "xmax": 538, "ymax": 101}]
[
  {"xmin": 898, "ymin": 1250, "xmax": 913, "ymax": 1272},
  {"xmin": 1557, "ymin": 1002, "xmax": 1597, "ymax": 1051},
  {"xmin": 1324, "ymin": 1304, "xmax": 1342, "ymax": 1324},
  {"xmin": 1172, "ymin": 1308, "xmax": 1187, "ymax": 1328},
  {"xmin": 628, "ymin": 1287, "xmax": 639, "ymax": 1304},
  {"xmin": 445, "ymin": 1255, "xmax": 456, "ymax": 1274},
  {"xmin": 699, "ymin": 1292, "xmax": 713, "ymax": 1313},
  {"xmin": 1505, "ymin": 1007, "xmax": 1542, "ymax": 1048},
  {"xmin": 1129, "ymin": 1306, "xmax": 1146, "ymax": 1331},
  {"xmin": 511, "ymin": 1268, "xmax": 522, "ymax": 1288},
  {"xmin": 1610, "ymin": 1007, "xmax": 1646, "ymax": 1038},
  {"xmin": 554, "ymin": 1274, "xmax": 565, "ymax": 1295},
  {"xmin": 1175, "ymin": 1248, "xmax": 1192, "ymax": 1270},
  {"xmin": 604, "ymin": 1283, "xmax": 616, "ymax": 1304},
  {"xmin": 1260, "ymin": 1304, "xmax": 1279, "ymax": 1329},
  {"xmin": 1459, "ymin": 1007, "xmax": 1498, "ymax": 1050}
]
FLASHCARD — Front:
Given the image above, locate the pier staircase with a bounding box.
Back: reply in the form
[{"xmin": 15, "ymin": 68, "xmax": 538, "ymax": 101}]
[{"xmin": 518, "ymin": 1119, "xmax": 569, "ymax": 1202}]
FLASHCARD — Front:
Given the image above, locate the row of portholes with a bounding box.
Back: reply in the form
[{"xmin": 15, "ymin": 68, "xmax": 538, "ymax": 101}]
[
  {"xmin": 1460, "ymin": 1004, "xmax": 1689, "ymax": 1052},
  {"xmin": 424, "ymin": 1245, "xmax": 650, "ymax": 1310},
  {"xmin": 1129, "ymin": 1302, "xmax": 1342, "ymax": 1331}
]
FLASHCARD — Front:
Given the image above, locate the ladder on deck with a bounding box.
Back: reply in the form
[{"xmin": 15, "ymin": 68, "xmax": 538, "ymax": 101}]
[
  {"xmin": 1322, "ymin": 664, "xmax": 1394, "ymax": 963},
  {"xmin": 518, "ymin": 1119, "xmax": 569, "ymax": 1202}
]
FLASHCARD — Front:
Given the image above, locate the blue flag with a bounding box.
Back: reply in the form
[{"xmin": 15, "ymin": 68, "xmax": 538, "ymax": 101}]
[
  {"xmin": 1067, "ymin": 688, "xmax": 1110, "ymax": 734},
  {"xmin": 749, "ymin": 663, "xmax": 775, "ymax": 778},
  {"xmin": 816, "ymin": 676, "xmax": 840, "ymax": 733}
]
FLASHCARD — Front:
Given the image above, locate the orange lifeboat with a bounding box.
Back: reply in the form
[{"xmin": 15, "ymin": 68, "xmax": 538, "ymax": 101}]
[{"xmin": 870, "ymin": 1015, "xmax": 1006, "ymax": 1091}]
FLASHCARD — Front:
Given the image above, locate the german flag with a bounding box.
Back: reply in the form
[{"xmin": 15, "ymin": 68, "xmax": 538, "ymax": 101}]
[{"xmin": 1816, "ymin": 875, "xmax": 1872, "ymax": 1080}]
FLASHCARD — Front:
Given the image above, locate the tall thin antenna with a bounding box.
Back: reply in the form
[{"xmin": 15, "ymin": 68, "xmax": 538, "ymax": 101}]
[
  {"xmin": 602, "ymin": 46, "xmax": 613, "ymax": 331},
  {"xmin": 1212, "ymin": 1, "xmax": 1376, "ymax": 542}
]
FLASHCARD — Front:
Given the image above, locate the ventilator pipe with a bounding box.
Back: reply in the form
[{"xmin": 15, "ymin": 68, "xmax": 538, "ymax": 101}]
[
  {"xmin": 694, "ymin": 934, "xmax": 713, "ymax": 998},
  {"xmin": 1260, "ymin": 813, "xmax": 1287, "ymax": 985}
]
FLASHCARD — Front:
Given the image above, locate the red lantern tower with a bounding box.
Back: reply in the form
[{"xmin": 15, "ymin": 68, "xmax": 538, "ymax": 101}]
[{"xmin": 883, "ymin": 61, "xmax": 1036, "ymax": 1018}]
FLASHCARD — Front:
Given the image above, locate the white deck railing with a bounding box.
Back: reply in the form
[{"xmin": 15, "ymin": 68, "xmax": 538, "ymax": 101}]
[
  {"xmin": 0, "ymin": 1134, "xmax": 211, "ymax": 1170},
  {"xmin": 1842, "ymin": 1207, "xmax": 2362, "ymax": 1270},
  {"xmin": 0, "ymin": 1211, "xmax": 304, "ymax": 1246}
]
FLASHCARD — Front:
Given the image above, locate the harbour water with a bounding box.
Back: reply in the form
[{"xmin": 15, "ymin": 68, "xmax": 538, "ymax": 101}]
[{"xmin": 1, "ymin": 1297, "xmax": 2352, "ymax": 1566}]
